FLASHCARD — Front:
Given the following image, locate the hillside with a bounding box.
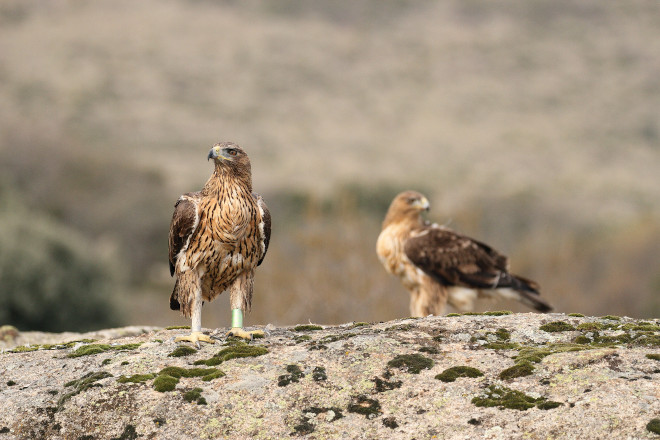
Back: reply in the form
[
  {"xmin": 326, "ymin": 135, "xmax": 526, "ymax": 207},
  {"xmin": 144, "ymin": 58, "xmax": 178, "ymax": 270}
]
[{"xmin": 1, "ymin": 313, "xmax": 659, "ymax": 439}]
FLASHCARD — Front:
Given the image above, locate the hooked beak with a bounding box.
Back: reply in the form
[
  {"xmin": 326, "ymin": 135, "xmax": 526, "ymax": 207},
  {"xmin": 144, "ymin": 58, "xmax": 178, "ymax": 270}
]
[
  {"xmin": 207, "ymin": 146, "xmax": 221, "ymax": 161},
  {"xmin": 416, "ymin": 197, "xmax": 430, "ymax": 211}
]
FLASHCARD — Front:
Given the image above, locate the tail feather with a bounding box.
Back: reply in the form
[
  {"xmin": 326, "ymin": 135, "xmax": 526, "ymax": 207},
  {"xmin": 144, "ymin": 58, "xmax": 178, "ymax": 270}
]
[
  {"xmin": 170, "ymin": 279, "xmax": 181, "ymax": 311},
  {"xmin": 509, "ymin": 273, "xmax": 552, "ymax": 312}
]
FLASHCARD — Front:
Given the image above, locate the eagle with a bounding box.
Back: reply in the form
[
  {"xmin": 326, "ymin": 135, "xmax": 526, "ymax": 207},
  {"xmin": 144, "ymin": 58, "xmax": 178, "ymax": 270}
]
[
  {"xmin": 376, "ymin": 191, "xmax": 552, "ymax": 317},
  {"xmin": 168, "ymin": 142, "xmax": 271, "ymax": 345}
]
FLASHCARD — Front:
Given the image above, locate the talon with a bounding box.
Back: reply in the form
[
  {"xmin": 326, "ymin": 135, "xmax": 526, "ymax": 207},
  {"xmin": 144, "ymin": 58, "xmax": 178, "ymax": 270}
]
[
  {"xmin": 174, "ymin": 331, "xmax": 215, "ymax": 346},
  {"xmin": 226, "ymin": 328, "xmax": 265, "ymax": 341}
]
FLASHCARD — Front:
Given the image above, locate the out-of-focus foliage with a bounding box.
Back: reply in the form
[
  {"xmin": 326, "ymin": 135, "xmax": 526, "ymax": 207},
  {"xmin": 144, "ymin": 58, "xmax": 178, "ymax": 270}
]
[{"xmin": 0, "ymin": 186, "xmax": 122, "ymax": 332}]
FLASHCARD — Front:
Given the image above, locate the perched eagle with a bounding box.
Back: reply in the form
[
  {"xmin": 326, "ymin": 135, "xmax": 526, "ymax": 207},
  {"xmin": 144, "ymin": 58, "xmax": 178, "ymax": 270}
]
[
  {"xmin": 168, "ymin": 142, "xmax": 271, "ymax": 345},
  {"xmin": 376, "ymin": 191, "xmax": 552, "ymax": 317}
]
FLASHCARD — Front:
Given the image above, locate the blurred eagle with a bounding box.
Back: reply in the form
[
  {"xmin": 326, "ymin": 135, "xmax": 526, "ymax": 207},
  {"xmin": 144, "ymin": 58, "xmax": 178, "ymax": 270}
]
[
  {"xmin": 168, "ymin": 142, "xmax": 271, "ymax": 345},
  {"xmin": 376, "ymin": 191, "xmax": 552, "ymax": 317}
]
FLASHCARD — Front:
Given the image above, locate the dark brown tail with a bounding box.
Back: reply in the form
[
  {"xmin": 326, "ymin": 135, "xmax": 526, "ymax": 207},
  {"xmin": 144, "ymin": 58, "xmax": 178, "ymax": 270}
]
[
  {"xmin": 170, "ymin": 279, "xmax": 180, "ymax": 311},
  {"xmin": 510, "ymin": 274, "xmax": 553, "ymax": 313}
]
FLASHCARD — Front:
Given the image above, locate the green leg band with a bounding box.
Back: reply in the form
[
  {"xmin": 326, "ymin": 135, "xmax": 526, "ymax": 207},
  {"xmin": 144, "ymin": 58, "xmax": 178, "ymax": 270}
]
[{"xmin": 231, "ymin": 308, "xmax": 243, "ymax": 329}]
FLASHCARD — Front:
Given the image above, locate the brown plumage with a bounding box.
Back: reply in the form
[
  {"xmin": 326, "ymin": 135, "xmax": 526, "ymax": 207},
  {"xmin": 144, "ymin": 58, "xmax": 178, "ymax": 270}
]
[
  {"xmin": 376, "ymin": 191, "xmax": 552, "ymax": 317},
  {"xmin": 168, "ymin": 142, "xmax": 271, "ymax": 343}
]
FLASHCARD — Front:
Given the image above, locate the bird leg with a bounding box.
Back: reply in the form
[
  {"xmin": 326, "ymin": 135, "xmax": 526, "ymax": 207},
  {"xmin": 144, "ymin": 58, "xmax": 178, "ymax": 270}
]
[
  {"xmin": 175, "ymin": 281, "xmax": 214, "ymax": 348},
  {"xmin": 226, "ymin": 271, "xmax": 263, "ymax": 340},
  {"xmin": 227, "ymin": 308, "xmax": 264, "ymax": 340}
]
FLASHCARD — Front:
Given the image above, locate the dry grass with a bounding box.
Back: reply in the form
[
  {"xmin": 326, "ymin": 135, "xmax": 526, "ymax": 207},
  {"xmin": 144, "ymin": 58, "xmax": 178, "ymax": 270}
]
[{"xmin": 0, "ymin": 0, "xmax": 659, "ymax": 329}]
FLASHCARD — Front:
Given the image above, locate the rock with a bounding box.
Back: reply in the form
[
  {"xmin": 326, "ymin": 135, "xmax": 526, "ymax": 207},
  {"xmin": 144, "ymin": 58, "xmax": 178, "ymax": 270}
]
[{"xmin": 0, "ymin": 314, "xmax": 658, "ymax": 439}]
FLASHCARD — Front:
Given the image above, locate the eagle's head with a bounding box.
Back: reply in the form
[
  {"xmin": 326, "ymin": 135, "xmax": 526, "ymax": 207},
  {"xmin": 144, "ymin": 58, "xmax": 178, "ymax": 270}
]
[
  {"xmin": 208, "ymin": 142, "xmax": 252, "ymax": 175},
  {"xmin": 383, "ymin": 190, "xmax": 430, "ymax": 226}
]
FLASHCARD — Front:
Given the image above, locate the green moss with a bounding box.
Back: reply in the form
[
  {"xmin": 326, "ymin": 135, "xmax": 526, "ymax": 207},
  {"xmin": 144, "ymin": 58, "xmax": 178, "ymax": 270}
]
[
  {"xmin": 601, "ymin": 315, "xmax": 621, "ymax": 321},
  {"xmin": 10, "ymin": 345, "xmax": 39, "ymax": 353},
  {"xmin": 573, "ymin": 336, "xmax": 591, "ymax": 344},
  {"xmin": 294, "ymin": 335, "xmax": 312, "ymax": 343},
  {"xmin": 620, "ymin": 323, "xmax": 660, "ymax": 332},
  {"xmin": 59, "ymin": 371, "xmax": 113, "ymax": 407},
  {"xmin": 193, "ymin": 345, "xmax": 268, "ymax": 366},
  {"xmin": 0, "ymin": 427, "xmax": 9, "ymax": 434},
  {"xmin": 168, "ymin": 346, "xmax": 197, "ymax": 357},
  {"xmin": 347, "ymin": 395, "xmax": 381, "ymax": 418},
  {"xmin": 215, "ymin": 345, "xmax": 268, "ymax": 361},
  {"xmin": 165, "ymin": 326, "xmax": 190, "ymax": 330},
  {"xmin": 445, "ymin": 313, "xmax": 461, "ymax": 317},
  {"xmin": 351, "ymin": 322, "xmax": 369, "ymax": 328},
  {"xmin": 495, "ymin": 328, "xmax": 511, "ymax": 340},
  {"xmin": 153, "ymin": 375, "xmax": 178, "ymax": 392},
  {"xmin": 312, "ymin": 366, "xmax": 327, "ymax": 381},
  {"xmin": 483, "ymin": 311, "xmax": 513, "ymax": 316},
  {"xmin": 515, "ymin": 343, "xmax": 586, "ymax": 364},
  {"xmin": 647, "ymin": 418, "xmax": 660, "ymax": 435},
  {"xmin": 307, "ymin": 343, "xmax": 328, "ymax": 351},
  {"xmin": 6, "ymin": 380, "xmax": 16, "ymax": 386},
  {"xmin": 293, "ymin": 324, "xmax": 323, "ymax": 331},
  {"xmin": 101, "ymin": 358, "xmax": 112, "ymax": 366},
  {"xmin": 577, "ymin": 322, "xmax": 606, "ymax": 331},
  {"xmin": 157, "ymin": 366, "xmax": 224, "ymax": 381},
  {"xmin": 499, "ymin": 362, "xmax": 535, "ymax": 380},
  {"xmin": 568, "ymin": 313, "xmax": 585, "ymax": 317},
  {"xmin": 435, "ymin": 366, "xmax": 484, "ymax": 382},
  {"xmin": 183, "ymin": 387, "xmax": 206, "ymax": 405},
  {"xmin": 539, "ymin": 321, "xmax": 576, "ymax": 332},
  {"xmin": 418, "ymin": 346, "xmax": 440, "ymax": 354},
  {"xmin": 278, "ymin": 364, "xmax": 304, "ymax": 386},
  {"xmin": 292, "ymin": 419, "xmax": 315, "ymax": 436},
  {"xmin": 319, "ymin": 333, "xmax": 356, "ymax": 344},
  {"xmin": 67, "ymin": 343, "xmax": 142, "ymax": 358},
  {"xmin": 646, "ymin": 354, "xmax": 660, "ymax": 361},
  {"xmin": 305, "ymin": 406, "xmax": 343, "ymax": 421},
  {"xmin": 387, "ymin": 354, "xmax": 434, "ymax": 374},
  {"xmin": 472, "ymin": 384, "xmax": 562, "ymax": 411},
  {"xmin": 117, "ymin": 374, "xmax": 156, "ymax": 384},
  {"xmin": 483, "ymin": 342, "xmax": 521, "ymax": 350}
]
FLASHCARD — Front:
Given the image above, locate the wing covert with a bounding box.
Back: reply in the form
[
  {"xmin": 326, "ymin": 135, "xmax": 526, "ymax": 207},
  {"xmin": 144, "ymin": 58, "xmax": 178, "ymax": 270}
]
[{"xmin": 168, "ymin": 192, "xmax": 201, "ymax": 276}]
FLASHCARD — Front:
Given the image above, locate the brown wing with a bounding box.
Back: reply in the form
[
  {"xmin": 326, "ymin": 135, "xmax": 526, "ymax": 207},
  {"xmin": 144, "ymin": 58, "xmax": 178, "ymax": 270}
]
[
  {"xmin": 168, "ymin": 192, "xmax": 201, "ymax": 276},
  {"xmin": 404, "ymin": 226, "xmax": 514, "ymax": 289},
  {"xmin": 253, "ymin": 192, "xmax": 271, "ymax": 266}
]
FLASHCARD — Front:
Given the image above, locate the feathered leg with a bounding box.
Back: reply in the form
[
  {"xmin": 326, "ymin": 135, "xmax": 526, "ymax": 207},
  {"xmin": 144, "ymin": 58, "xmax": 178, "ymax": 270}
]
[
  {"xmin": 226, "ymin": 270, "xmax": 264, "ymax": 340},
  {"xmin": 174, "ymin": 271, "xmax": 214, "ymax": 347}
]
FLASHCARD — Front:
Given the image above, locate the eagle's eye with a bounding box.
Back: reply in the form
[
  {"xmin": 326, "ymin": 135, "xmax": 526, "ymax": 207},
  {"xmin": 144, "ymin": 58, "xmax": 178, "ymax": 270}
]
[
  {"xmin": 407, "ymin": 197, "xmax": 417, "ymax": 204},
  {"xmin": 227, "ymin": 149, "xmax": 238, "ymax": 157}
]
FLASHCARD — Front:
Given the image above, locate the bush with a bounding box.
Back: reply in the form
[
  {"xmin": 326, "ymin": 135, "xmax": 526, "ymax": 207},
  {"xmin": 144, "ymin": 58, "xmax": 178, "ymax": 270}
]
[{"xmin": 0, "ymin": 189, "xmax": 122, "ymax": 332}]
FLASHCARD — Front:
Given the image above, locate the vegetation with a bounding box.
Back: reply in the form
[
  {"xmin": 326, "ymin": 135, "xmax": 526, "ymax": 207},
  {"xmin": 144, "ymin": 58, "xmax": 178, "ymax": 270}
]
[
  {"xmin": 435, "ymin": 366, "xmax": 484, "ymax": 383},
  {"xmin": 1, "ymin": 0, "xmax": 659, "ymax": 330},
  {"xmin": 472, "ymin": 384, "xmax": 562, "ymax": 411},
  {"xmin": 387, "ymin": 354, "xmax": 434, "ymax": 374}
]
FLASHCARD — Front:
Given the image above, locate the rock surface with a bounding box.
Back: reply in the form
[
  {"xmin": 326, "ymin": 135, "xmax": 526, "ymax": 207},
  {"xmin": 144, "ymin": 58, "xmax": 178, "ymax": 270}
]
[{"xmin": 1, "ymin": 313, "xmax": 659, "ymax": 440}]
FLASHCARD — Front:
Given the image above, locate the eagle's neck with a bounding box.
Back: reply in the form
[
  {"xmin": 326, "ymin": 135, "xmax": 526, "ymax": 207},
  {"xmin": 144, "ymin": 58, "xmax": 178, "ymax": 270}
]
[
  {"xmin": 382, "ymin": 211, "xmax": 423, "ymax": 231},
  {"xmin": 202, "ymin": 165, "xmax": 252, "ymax": 198}
]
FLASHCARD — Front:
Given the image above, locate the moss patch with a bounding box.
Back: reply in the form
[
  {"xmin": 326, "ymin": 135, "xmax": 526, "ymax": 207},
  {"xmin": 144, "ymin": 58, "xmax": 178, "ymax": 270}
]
[
  {"xmin": 67, "ymin": 343, "xmax": 142, "ymax": 358},
  {"xmin": 435, "ymin": 366, "xmax": 484, "ymax": 382},
  {"xmin": 312, "ymin": 366, "xmax": 327, "ymax": 381},
  {"xmin": 373, "ymin": 375, "xmax": 402, "ymax": 392},
  {"xmin": 483, "ymin": 342, "xmax": 521, "ymax": 350},
  {"xmin": 472, "ymin": 384, "xmax": 562, "ymax": 411},
  {"xmin": 647, "ymin": 418, "xmax": 660, "ymax": 435},
  {"xmin": 278, "ymin": 364, "xmax": 304, "ymax": 386},
  {"xmin": 515, "ymin": 343, "xmax": 586, "ymax": 364},
  {"xmin": 294, "ymin": 324, "xmax": 323, "ymax": 331},
  {"xmin": 347, "ymin": 395, "xmax": 382, "ymax": 418},
  {"xmin": 117, "ymin": 373, "xmax": 156, "ymax": 384},
  {"xmin": 646, "ymin": 354, "xmax": 660, "ymax": 361},
  {"xmin": 540, "ymin": 321, "xmax": 576, "ymax": 332},
  {"xmin": 601, "ymin": 315, "xmax": 621, "ymax": 321},
  {"xmin": 292, "ymin": 407, "xmax": 343, "ymax": 436},
  {"xmin": 418, "ymin": 346, "xmax": 440, "ymax": 354},
  {"xmin": 183, "ymin": 387, "xmax": 207, "ymax": 405},
  {"xmin": 165, "ymin": 326, "xmax": 190, "ymax": 330},
  {"xmin": 387, "ymin": 354, "xmax": 434, "ymax": 374},
  {"xmin": 109, "ymin": 424, "xmax": 138, "ymax": 440},
  {"xmin": 158, "ymin": 366, "xmax": 224, "ymax": 381},
  {"xmin": 383, "ymin": 416, "xmax": 399, "ymax": 429},
  {"xmin": 153, "ymin": 375, "xmax": 179, "ymax": 392},
  {"xmin": 168, "ymin": 346, "xmax": 197, "ymax": 357},
  {"xmin": 58, "ymin": 371, "xmax": 113, "ymax": 408},
  {"xmin": 194, "ymin": 345, "xmax": 268, "ymax": 366},
  {"xmin": 294, "ymin": 335, "xmax": 312, "ymax": 343},
  {"xmin": 499, "ymin": 362, "xmax": 535, "ymax": 380},
  {"xmin": 319, "ymin": 333, "xmax": 357, "ymax": 344},
  {"xmin": 568, "ymin": 313, "xmax": 585, "ymax": 317}
]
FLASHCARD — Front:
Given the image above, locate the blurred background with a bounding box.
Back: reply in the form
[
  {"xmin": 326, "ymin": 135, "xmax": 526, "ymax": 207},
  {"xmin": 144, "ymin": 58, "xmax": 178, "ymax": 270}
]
[{"xmin": 1, "ymin": 0, "xmax": 658, "ymax": 332}]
